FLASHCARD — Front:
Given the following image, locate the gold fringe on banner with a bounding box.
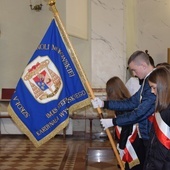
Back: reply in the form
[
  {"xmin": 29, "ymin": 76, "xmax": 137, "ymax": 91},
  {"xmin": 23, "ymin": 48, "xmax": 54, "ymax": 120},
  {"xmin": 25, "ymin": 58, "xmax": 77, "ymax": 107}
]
[{"xmin": 8, "ymin": 105, "xmax": 69, "ymax": 148}]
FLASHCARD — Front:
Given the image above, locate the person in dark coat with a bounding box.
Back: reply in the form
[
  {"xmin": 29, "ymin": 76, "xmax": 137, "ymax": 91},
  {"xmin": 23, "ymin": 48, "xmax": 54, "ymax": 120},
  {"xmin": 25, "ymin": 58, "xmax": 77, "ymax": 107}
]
[
  {"xmin": 144, "ymin": 66, "xmax": 170, "ymax": 170},
  {"xmin": 105, "ymin": 76, "xmax": 145, "ymax": 170},
  {"xmin": 91, "ymin": 50, "xmax": 156, "ymax": 169}
]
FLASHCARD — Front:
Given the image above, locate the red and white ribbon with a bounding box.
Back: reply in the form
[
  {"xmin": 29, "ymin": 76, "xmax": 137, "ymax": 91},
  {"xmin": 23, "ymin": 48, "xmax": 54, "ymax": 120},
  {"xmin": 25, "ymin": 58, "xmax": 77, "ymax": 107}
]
[
  {"xmin": 115, "ymin": 125, "xmax": 140, "ymax": 168},
  {"xmin": 153, "ymin": 112, "xmax": 170, "ymax": 149}
]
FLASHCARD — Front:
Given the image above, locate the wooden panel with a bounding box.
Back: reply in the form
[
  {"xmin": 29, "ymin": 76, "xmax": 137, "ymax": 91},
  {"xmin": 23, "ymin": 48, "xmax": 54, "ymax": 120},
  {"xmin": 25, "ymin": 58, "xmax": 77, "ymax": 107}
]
[
  {"xmin": 1, "ymin": 88, "xmax": 15, "ymax": 99},
  {"xmin": 66, "ymin": 0, "xmax": 88, "ymax": 40},
  {"xmin": 168, "ymin": 48, "xmax": 170, "ymax": 64}
]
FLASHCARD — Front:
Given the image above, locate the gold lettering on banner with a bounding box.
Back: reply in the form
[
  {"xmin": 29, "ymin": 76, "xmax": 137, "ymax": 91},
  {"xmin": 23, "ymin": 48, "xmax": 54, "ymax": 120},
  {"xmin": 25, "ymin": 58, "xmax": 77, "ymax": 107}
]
[
  {"xmin": 37, "ymin": 44, "xmax": 76, "ymax": 77},
  {"xmin": 37, "ymin": 44, "xmax": 50, "ymax": 50},
  {"xmin": 36, "ymin": 109, "xmax": 68, "ymax": 136},
  {"xmin": 60, "ymin": 54, "xmax": 75, "ymax": 77},
  {"xmin": 67, "ymin": 96, "xmax": 75, "ymax": 103},
  {"xmin": 36, "ymin": 116, "xmax": 60, "ymax": 136},
  {"xmin": 51, "ymin": 44, "xmax": 75, "ymax": 77},
  {"xmin": 13, "ymin": 96, "xmax": 30, "ymax": 118},
  {"xmin": 74, "ymin": 90, "xmax": 86, "ymax": 98},
  {"xmin": 46, "ymin": 108, "xmax": 58, "ymax": 118},
  {"xmin": 67, "ymin": 90, "xmax": 86, "ymax": 103},
  {"xmin": 45, "ymin": 90, "xmax": 87, "ymax": 118},
  {"xmin": 57, "ymin": 98, "xmax": 67, "ymax": 110},
  {"xmin": 59, "ymin": 109, "xmax": 67, "ymax": 117}
]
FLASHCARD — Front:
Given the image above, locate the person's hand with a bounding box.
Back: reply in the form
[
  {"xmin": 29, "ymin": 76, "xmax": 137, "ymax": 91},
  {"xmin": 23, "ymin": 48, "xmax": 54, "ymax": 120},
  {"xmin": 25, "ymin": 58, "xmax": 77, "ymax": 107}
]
[
  {"xmin": 100, "ymin": 118, "xmax": 113, "ymax": 130},
  {"xmin": 91, "ymin": 97, "xmax": 104, "ymax": 108},
  {"xmin": 118, "ymin": 149, "xmax": 125, "ymax": 157}
]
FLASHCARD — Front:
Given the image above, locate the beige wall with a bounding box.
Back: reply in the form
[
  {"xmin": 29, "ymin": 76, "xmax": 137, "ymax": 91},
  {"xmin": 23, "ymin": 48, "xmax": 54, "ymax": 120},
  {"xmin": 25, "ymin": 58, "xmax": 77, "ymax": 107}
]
[
  {"xmin": 0, "ymin": 0, "xmax": 91, "ymax": 95},
  {"xmin": 1, "ymin": 0, "xmax": 170, "ymax": 92},
  {"xmin": 1, "ymin": 0, "xmax": 170, "ymax": 134}
]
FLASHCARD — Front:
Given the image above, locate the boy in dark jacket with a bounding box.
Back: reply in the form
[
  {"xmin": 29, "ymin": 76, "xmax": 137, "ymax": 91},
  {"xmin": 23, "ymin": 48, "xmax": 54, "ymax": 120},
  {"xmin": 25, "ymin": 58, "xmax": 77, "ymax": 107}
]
[{"xmin": 91, "ymin": 50, "xmax": 156, "ymax": 168}]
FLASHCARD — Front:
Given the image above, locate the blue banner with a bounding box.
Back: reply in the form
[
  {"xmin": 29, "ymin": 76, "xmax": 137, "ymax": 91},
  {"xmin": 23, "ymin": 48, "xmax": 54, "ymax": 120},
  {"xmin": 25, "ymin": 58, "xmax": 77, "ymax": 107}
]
[{"xmin": 8, "ymin": 19, "xmax": 90, "ymax": 147}]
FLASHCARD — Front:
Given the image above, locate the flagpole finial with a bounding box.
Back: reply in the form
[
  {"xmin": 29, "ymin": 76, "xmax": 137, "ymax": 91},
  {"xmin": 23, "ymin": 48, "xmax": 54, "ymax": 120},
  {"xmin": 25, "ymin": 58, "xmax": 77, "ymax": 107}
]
[{"xmin": 48, "ymin": 0, "xmax": 55, "ymax": 6}]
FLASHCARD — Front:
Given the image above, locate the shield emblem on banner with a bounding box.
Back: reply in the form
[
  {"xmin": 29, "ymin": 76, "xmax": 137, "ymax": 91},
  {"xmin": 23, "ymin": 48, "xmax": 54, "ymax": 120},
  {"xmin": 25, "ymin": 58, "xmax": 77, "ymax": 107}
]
[{"xmin": 22, "ymin": 56, "xmax": 63, "ymax": 103}]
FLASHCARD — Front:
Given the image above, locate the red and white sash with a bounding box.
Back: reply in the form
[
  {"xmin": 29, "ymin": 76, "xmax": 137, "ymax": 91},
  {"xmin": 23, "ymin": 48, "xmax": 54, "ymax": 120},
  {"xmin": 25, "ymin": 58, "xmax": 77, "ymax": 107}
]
[
  {"xmin": 153, "ymin": 112, "xmax": 170, "ymax": 149},
  {"xmin": 115, "ymin": 125, "xmax": 140, "ymax": 168},
  {"xmin": 148, "ymin": 114, "xmax": 154, "ymax": 123}
]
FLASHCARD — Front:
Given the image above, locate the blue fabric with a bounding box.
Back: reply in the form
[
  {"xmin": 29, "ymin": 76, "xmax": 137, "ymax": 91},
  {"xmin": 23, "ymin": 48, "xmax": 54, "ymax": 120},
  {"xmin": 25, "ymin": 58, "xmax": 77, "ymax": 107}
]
[
  {"xmin": 109, "ymin": 77, "xmax": 156, "ymax": 140},
  {"xmin": 9, "ymin": 19, "xmax": 89, "ymax": 146}
]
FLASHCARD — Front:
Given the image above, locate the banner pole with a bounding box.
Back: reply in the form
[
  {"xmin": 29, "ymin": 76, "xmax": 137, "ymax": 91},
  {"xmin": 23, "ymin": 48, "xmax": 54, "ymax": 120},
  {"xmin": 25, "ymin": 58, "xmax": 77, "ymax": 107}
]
[{"xmin": 48, "ymin": 1, "xmax": 124, "ymax": 169}]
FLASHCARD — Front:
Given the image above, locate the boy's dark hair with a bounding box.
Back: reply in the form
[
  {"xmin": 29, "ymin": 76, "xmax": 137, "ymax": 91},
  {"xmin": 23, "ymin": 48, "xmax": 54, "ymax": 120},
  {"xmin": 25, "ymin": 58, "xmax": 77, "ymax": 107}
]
[
  {"xmin": 128, "ymin": 50, "xmax": 149, "ymax": 65},
  {"xmin": 145, "ymin": 50, "xmax": 155, "ymax": 67}
]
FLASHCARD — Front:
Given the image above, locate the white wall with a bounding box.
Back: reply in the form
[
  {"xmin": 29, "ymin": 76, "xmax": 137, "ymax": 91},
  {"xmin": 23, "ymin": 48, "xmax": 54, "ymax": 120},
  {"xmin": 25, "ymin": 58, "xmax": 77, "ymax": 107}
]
[
  {"xmin": 1, "ymin": 0, "xmax": 170, "ymax": 94},
  {"xmin": 124, "ymin": 0, "xmax": 170, "ymax": 67},
  {"xmin": 0, "ymin": 0, "xmax": 91, "ymax": 134},
  {"xmin": 0, "ymin": 1, "xmax": 51, "ymax": 90},
  {"xmin": 1, "ymin": 0, "xmax": 170, "ymax": 134},
  {"xmin": 0, "ymin": 0, "xmax": 91, "ymax": 93},
  {"xmin": 135, "ymin": 0, "xmax": 170, "ymax": 65},
  {"xmin": 91, "ymin": 0, "xmax": 126, "ymax": 87}
]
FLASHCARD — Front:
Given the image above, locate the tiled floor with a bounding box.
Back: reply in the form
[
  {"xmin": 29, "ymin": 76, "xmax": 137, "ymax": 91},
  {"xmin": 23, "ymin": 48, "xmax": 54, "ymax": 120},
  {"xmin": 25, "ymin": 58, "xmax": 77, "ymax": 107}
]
[{"xmin": 0, "ymin": 134, "xmax": 120, "ymax": 170}]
